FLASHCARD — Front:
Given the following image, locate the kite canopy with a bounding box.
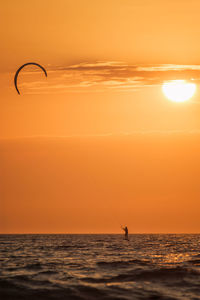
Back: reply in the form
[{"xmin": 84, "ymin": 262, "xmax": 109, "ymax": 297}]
[{"xmin": 14, "ymin": 62, "xmax": 47, "ymax": 95}]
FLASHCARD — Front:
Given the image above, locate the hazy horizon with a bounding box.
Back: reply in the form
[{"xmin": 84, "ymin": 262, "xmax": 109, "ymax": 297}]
[{"xmin": 1, "ymin": 134, "xmax": 200, "ymax": 234}]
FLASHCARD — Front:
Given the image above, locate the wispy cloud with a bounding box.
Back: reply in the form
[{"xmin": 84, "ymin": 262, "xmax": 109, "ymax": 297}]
[
  {"xmin": 16, "ymin": 61, "xmax": 200, "ymax": 94},
  {"xmin": 2, "ymin": 130, "xmax": 200, "ymax": 142}
]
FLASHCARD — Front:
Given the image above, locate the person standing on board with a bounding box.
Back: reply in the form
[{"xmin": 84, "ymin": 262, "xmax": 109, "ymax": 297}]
[{"xmin": 122, "ymin": 226, "xmax": 129, "ymax": 240}]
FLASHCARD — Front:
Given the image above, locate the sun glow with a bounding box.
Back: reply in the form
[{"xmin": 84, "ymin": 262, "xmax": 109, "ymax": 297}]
[{"xmin": 162, "ymin": 80, "xmax": 196, "ymax": 102}]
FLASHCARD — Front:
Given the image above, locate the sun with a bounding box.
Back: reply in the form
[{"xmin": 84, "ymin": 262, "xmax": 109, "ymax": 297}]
[{"xmin": 162, "ymin": 80, "xmax": 196, "ymax": 103}]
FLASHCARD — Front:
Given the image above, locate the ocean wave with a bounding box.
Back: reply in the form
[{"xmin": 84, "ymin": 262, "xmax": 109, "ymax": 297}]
[
  {"xmin": 83, "ymin": 266, "xmax": 200, "ymax": 284},
  {"xmin": 26, "ymin": 263, "xmax": 43, "ymax": 270},
  {"xmin": 0, "ymin": 278, "xmax": 78, "ymax": 300},
  {"xmin": 97, "ymin": 259, "xmax": 150, "ymax": 268},
  {"xmin": 187, "ymin": 259, "xmax": 200, "ymax": 265},
  {"xmin": 0, "ymin": 277, "xmax": 179, "ymax": 300}
]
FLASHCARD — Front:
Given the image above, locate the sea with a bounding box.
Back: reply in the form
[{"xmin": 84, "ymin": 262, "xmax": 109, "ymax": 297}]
[{"xmin": 0, "ymin": 234, "xmax": 200, "ymax": 300}]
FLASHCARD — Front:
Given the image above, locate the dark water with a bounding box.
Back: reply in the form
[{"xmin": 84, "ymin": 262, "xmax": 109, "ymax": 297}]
[{"xmin": 1, "ymin": 234, "xmax": 200, "ymax": 300}]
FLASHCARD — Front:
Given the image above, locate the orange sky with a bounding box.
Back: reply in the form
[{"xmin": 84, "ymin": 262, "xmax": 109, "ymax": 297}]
[{"xmin": 1, "ymin": 0, "xmax": 200, "ymax": 233}]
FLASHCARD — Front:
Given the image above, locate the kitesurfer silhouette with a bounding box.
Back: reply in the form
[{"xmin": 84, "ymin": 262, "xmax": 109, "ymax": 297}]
[{"xmin": 121, "ymin": 226, "xmax": 129, "ymax": 240}]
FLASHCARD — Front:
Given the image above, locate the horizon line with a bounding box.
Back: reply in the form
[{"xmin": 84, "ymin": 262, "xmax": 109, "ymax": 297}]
[{"xmin": 1, "ymin": 232, "xmax": 200, "ymax": 235}]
